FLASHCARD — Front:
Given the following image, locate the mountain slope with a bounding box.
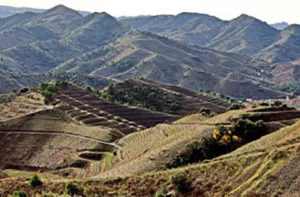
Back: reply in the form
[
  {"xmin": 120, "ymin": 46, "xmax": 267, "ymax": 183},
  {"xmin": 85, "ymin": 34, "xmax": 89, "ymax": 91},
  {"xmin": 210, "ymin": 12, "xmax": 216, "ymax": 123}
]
[
  {"xmin": 2, "ymin": 105, "xmax": 300, "ymax": 196},
  {"xmin": 121, "ymin": 13, "xmax": 281, "ymax": 56},
  {"xmin": 207, "ymin": 14, "xmax": 280, "ymax": 55},
  {"xmin": 121, "ymin": 13, "xmax": 227, "ymax": 46},
  {"xmin": 256, "ymin": 25, "xmax": 300, "ymax": 63},
  {"xmin": 0, "ymin": 6, "xmax": 294, "ymax": 99},
  {"xmin": 0, "ymin": 70, "xmax": 113, "ymax": 94},
  {"xmin": 55, "ymin": 31, "xmax": 284, "ymax": 99},
  {"xmin": 0, "ymin": 9, "xmax": 127, "ymax": 73}
]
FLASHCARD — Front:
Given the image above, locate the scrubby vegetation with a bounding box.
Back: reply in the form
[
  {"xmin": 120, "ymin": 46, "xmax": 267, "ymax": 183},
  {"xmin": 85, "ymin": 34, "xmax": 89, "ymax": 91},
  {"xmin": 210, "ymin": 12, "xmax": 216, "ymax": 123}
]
[
  {"xmin": 19, "ymin": 88, "xmax": 29, "ymax": 94},
  {"xmin": 199, "ymin": 89, "xmax": 237, "ymax": 103},
  {"xmin": 12, "ymin": 190, "xmax": 27, "ymax": 197},
  {"xmin": 259, "ymin": 102, "xmax": 269, "ymax": 106},
  {"xmin": 228, "ymin": 103, "xmax": 245, "ymax": 110},
  {"xmin": 199, "ymin": 107, "xmax": 212, "ymax": 116},
  {"xmin": 170, "ymin": 172, "xmax": 190, "ymax": 193},
  {"xmin": 65, "ymin": 181, "xmax": 80, "ymax": 195},
  {"xmin": 280, "ymin": 80, "xmax": 300, "ymax": 95},
  {"xmin": 272, "ymin": 100, "xmax": 283, "ymax": 107},
  {"xmin": 39, "ymin": 81, "xmax": 67, "ymax": 104},
  {"xmin": 99, "ymin": 83, "xmax": 182, "ymax": 113},
  {"xmin": 29, "ymin": 174, "xmax": 43, "ymax": 187},
  {"xmin": 167, "ymin": 118, "xmax": 266, "ymax": 168}
]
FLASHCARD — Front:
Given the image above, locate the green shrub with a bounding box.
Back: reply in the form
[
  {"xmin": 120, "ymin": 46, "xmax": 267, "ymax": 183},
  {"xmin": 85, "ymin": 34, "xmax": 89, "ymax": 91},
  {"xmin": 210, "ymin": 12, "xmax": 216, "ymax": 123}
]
[
  {"xmin": 147, "ymin": 92, "xmax": 156, "ymax": 101},
  {"xmin": 170, "ymin": 101, "xmax": 181, "ymax": 111},
  {"xmin": 12, "ymin": 190, "xmax": 27, "ymax": 197},
  {"xmin": 86, "ymin": 86, "xmax": 93, "ymax": 92},
  {"xmin": 136, "ymin": 103, "xmax": 143, "ymax": 108},
  {"xmin": 228, "ymin": 103, "xmax": 245, "ymax": 110},
  {"xmin": 168, "ymin": 119, "xmax": 266, "ymax": 168},
  {"xmin": 232, "ymin": 119, "xmax": 266, "ymax": 141},
  {"xmin": 65, "ymin": 181, "xmax": 79, "ymax": 195},
  {"xmin": 42, "ymin": 90, "xmax": 56, "ymax": 104},
  {"xmin": 19, "ymin": 88, "xmax": 29, "ymax": 94},
  {"xmin": 272, "ymin": 101, "xmax": 283, "ymax": 107},
  {"xmin": 154, "ymin": 182, "xmax": 168, "ymax": 197},
  {"xmin": 219, "ymin": 93, "xmax": 225, "ymax": 99},
  {"xmin": 170, "ymin": 172, "xmax": 189, "ymax": 193},
  {"xmin": 41, "ymin": 83, "xmax": 48, "ymax": 90},
  {"xmin": 29, "ymin": 174, "xmax": 42, "ymax": 187},
  {"xmin": 167, "ymin": 137, "xmax": 228, "ymax": 168},
  {"xmin": 259, "ymin": 102, "xmax": 269, "ymax": 106},
  {"xmin": 200, "ymin": 107, "xmax": 211, "ymax": 116}
]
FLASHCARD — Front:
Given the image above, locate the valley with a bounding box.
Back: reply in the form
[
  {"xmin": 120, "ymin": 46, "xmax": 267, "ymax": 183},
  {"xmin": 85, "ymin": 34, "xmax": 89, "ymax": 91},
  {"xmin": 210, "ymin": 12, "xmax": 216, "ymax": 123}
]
[{"xmin": 0, "ymin": 4, "xmax": 300, "ymax": 197}]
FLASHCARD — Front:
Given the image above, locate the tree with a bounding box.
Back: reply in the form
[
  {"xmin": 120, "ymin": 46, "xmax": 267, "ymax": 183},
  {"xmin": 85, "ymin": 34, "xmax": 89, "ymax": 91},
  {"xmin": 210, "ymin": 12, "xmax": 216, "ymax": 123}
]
[
  {"xmin": 19, "ymin": 88, "xmax": 29, "ymax": 94},
  {"xmin": 65, "ymin": 181, "xmax": 79, "ymax": 195},
  {"xmin": 29, "ymin": 174, "xmax": 42, "ymax": 187}
]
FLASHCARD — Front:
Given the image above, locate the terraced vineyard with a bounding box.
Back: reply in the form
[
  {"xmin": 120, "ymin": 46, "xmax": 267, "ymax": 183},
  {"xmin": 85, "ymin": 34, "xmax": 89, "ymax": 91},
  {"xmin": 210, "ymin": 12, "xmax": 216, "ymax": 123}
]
[
  {"xmin": 100, "ymin": 78, "xmax": 232, "ymax": 116},
  {"xmin": 95, "ymin": 105, "xmax": 300, "ymax": 179},
  {"xmin": 55, "ymin": 83, "xmax": 180, "ymax": 133},
  {"xmin": 2, "ymin": 82, "xmax": 300, "ymax": 196},
  {"xmin": 0, "ymin": 92, "xmax": 50, "ymax": 121}
]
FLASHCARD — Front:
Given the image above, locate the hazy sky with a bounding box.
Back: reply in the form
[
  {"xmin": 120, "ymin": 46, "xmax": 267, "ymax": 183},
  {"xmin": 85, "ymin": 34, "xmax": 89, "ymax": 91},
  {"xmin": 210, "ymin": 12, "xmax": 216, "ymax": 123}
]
[{"xmin": 1, "ymin": 0, "xmax": 300, "ymax": 24}]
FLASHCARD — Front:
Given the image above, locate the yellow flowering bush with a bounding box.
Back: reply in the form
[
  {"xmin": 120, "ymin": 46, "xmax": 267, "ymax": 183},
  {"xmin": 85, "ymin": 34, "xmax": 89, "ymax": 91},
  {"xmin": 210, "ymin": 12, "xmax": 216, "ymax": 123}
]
[
  {"xmin": 213, "ymin": 129, "xmax": 221, "ymax": 140},
  {"xmin": 232, "ymin": 135, "xmax": 241, "ymax": 142}
]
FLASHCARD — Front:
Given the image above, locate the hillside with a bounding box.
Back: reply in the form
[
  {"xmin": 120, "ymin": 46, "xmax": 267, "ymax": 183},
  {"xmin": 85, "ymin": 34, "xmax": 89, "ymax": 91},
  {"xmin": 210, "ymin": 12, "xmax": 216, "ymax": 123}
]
[
  {"xmin": 0, "ymin": 70, "xmax": 113, "ymax": 94},
  {"xmin": 255, "ymin": 25, "xmax": 300, "ymax": 63},
  {"xmin": 121, "ymin": 13, "xmax": 227, "ymax": 47},
  {"xmin": 0, "ymin": 5, "xmax": 293, "ymax": 99},
  {"xmin": 55, "ymin": 31, "xmax": 285, "ymax": 99},
  {"xmin": 0, "ymin": 82, "xmax": 181, "ymax": 180},
  {"xmin": 0, "ymin": 6, "xmax": 127, "ymax": 74},
  {"xmin": 1, "ymin": 88, "xmax": 300, "ymax": 196},
  {"xmin": 121, "ymin": 13, "xmax": 300, "ymax": 63},
  {"xmin": 99, "ymin": 78, "xmax": 232, "ymax": 115},
  {"xmin": 121, "ymin": 13, "xmax": 280, "ymax": 55},
  {"xmin": 1, "ymin": 4, "xmax": 300, "ymax": 197},
  {"xmin": 207, "ymin": 14, "xmax": 280, "ymax": 55}
]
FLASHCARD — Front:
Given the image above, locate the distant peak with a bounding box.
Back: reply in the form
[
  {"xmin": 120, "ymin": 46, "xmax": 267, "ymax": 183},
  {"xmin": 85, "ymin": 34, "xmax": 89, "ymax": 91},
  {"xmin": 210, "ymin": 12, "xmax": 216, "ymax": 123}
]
[
  {"xmin": 284, "ymin": 24, "xmax": 300, "ymax": 35},
  {"xmin": 177, "ymin": 12, "xmax": 202, "ymax": 16},
  {"xmin": 176, "ymin": 12, "xmax": 215, "ymax": 19},
  {"xmin": 86, "ymin": 12, "xmax": 116, "ymax": 21},
  {"xmin": 271, "ymin": 22, "xmax": 289, "ymax": 30},
  {"xmin": 45, "ymin": 4, "xmax": 81, "ymax": 16},
  {"xmin": 90, "ymin": 12, "xmax": 111, "ymax": 17},
  {"xmin": 49, "ymin": 4, "xmax": 70, "ymax": 11},
  {"xmin": 235, "ymin": 14, "xmax": 256, "ymax": 21}
]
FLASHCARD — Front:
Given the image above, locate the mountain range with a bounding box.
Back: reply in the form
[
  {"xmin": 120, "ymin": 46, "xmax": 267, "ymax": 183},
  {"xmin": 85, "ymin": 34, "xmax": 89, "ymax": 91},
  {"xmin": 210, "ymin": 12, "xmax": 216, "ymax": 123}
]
[
  {"xmin": 0, "ymin": 5, "xmax": 299, "ymax": 99},
  {"xmin": 0, "ymin": 5, "xmax": 89, "ymax": 18},
  {"xmin": 121, "ymin": 13, "xmax": 300, "ymax": 63}
]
